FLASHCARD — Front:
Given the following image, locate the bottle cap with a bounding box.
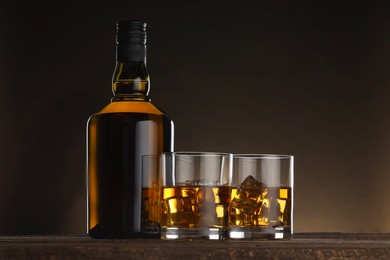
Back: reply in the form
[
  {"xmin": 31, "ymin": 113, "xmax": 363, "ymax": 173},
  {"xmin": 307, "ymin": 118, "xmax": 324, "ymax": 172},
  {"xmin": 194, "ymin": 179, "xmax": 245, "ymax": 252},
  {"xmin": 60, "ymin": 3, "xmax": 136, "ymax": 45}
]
[
  {"xmin": 116, "ymin": 20, "xmax": 147, "ymax": 62},
  {"xmin": 116, "ymin": 20, "xmax": 147, "ymax": 45}
]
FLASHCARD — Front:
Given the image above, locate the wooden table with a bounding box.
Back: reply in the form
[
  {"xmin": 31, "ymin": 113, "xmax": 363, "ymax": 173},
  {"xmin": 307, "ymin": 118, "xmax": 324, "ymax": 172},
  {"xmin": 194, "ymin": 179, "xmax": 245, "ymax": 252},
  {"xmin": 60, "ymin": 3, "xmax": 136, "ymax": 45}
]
[{"xmin": 0, "ymin": 233, "xmax": 389, "ymax": 259}]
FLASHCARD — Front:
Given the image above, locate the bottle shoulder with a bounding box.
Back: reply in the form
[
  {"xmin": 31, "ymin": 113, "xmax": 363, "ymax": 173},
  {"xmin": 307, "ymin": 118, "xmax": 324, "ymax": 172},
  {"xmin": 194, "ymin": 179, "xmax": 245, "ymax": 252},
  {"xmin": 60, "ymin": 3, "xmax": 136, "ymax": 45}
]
[{"xmin": 94, "ymin": 101, "xmax": 163, "ymax": 116}]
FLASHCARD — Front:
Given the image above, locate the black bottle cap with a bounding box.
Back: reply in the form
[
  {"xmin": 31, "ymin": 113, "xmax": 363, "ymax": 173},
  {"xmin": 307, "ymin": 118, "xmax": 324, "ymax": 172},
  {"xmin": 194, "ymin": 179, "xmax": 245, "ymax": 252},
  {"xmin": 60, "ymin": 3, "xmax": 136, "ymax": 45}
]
[
  {"xmin": 116, "ymin": 20, "xmax": 147, "ymax": 62},
  {"xmin": 116, "ymin": 20, "xmax": 147, "ymax": 45}
]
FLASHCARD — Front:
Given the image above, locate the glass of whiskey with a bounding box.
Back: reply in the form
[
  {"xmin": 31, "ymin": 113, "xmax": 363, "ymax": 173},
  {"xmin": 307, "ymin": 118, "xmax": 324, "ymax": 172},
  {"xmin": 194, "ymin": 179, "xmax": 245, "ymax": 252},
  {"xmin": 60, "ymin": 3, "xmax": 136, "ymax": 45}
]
[
  {"xmin": 160, "ymin": 152, "xmax": 232, "ymax": 240},
  {"xmin": 229, "ymin": 154, "xmax": 294, "ymax": 239}
]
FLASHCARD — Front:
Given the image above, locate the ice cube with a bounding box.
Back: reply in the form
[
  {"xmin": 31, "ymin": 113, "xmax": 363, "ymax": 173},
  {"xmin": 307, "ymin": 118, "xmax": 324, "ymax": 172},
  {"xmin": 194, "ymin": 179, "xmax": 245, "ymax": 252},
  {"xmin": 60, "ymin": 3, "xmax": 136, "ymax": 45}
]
[
  {"xmin": 229, "ymin": 175, "xmax": 268, "ymax": 226},
  {"xmin": 237, "ymin": 175, "xmax": 266, "ymax": 200},
  {"xmin": 162, "ymin": 196, "xmax": 187, "ymax": 226}
]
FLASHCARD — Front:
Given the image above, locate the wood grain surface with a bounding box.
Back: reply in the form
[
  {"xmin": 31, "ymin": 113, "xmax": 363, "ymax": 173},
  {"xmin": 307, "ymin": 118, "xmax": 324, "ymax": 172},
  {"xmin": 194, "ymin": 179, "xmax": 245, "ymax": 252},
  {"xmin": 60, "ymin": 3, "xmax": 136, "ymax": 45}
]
[{"xmin": 0, "ymin": 233, "xmax": 389, "ymax": 259}]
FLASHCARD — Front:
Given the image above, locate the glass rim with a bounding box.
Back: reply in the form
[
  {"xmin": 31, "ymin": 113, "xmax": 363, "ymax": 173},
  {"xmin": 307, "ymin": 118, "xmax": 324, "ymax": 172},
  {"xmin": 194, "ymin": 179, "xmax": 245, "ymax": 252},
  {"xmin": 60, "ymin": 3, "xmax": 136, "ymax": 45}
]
[
  {"xmin": 162, "ymin": 151, "xmax": 232, "ymax": 157},
  {"xmin": 233, "ymin": 154, "xmax": 293, "ymax": 159}
]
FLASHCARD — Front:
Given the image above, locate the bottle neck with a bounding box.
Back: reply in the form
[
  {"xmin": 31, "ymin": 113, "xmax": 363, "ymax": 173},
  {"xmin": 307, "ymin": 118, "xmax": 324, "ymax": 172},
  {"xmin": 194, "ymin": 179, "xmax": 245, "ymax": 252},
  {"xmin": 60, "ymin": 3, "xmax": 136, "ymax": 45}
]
[{"xmin": 112, "ymin": 55, "xmax": 150, "ymax": 102}]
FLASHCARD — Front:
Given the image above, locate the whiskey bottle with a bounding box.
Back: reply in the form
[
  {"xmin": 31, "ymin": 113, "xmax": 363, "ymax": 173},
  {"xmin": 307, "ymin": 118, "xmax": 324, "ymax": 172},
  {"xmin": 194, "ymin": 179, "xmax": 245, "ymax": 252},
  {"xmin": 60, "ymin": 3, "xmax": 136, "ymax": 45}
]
[{"xmin": 86, "ymin": 21, "xmax": 174, "ymax": 238}]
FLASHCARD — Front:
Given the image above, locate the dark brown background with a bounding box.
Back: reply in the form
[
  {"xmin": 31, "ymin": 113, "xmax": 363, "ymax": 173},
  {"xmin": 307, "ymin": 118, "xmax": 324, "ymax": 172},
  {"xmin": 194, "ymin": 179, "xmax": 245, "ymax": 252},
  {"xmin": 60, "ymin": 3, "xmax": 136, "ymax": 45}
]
[{"xmin": 0, "ymin": 1, "xmax": 389, "ymax": 235}]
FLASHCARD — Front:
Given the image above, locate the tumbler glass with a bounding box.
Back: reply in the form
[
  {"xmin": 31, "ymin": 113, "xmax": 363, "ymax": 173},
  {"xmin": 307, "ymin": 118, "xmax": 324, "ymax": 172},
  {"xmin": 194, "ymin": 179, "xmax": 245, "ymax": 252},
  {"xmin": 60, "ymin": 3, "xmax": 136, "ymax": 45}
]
[
  {"xmin": 229, "ymin": 154, "xmax": 294, "ymax": 239},
  {"xmin": 160, "ymin": 152, "xmax": 232, "ymax": 240}
]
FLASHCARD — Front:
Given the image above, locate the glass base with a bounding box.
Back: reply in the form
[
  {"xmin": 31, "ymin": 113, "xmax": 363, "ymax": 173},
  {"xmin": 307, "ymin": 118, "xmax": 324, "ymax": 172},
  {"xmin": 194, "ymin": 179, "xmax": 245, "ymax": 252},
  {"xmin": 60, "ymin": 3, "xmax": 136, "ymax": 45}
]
[
  {"xmin": 229, "ymin": 226, "xmax": 292, "ymax": 240},
  {"xmin": 161, "ymin": 227, "xmax": 228, "ymax": 240}
]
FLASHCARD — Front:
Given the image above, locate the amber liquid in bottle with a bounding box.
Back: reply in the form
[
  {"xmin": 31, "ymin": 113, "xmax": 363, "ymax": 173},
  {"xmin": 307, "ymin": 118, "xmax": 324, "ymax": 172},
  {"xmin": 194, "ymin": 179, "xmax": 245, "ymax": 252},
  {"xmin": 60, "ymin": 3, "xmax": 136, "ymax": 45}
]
[{"xmin": 87, "ymin": 21, "xmax": 174, "ymax": 238}]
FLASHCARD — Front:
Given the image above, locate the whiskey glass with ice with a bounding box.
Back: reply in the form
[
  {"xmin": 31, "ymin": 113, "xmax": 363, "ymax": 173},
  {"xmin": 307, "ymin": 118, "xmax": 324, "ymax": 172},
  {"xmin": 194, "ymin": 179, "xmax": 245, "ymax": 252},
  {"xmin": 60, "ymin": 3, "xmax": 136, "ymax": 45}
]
[
  {"xmin": 229, "ymin": 154, "xmax": 294, "ymax": 239},
  {"xmin": 160, "ymin": 152, "xmax": 232, "ymax": 240}
]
